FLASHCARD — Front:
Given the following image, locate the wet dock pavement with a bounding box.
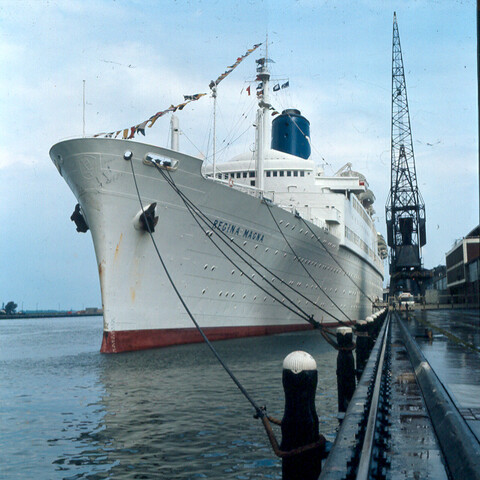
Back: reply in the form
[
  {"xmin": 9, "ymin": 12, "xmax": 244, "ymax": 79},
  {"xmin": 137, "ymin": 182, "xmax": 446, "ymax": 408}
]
[
  {"xmin": 320, "ymin": 309, "xmax": 480, "ymax": 479},
  {"xmin": 388, "ymin": 318, "xmax": 450, "ymax": 479},
  {"xmin": 402, "ymin": 308, "xmax": 480, "ymax": 442}
]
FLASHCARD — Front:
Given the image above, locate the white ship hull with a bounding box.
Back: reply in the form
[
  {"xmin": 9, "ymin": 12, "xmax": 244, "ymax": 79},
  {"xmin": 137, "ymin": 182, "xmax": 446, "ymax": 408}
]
[{"xmin": 50, "ymin": 137, "xmax": 383, "ymax": 353}]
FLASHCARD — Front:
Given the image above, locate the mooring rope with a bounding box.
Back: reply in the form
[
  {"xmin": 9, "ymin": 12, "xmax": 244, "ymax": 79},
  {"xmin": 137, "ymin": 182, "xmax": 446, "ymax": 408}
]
[
  {"xmin": 299, "ymin": 217, "xmax": 377, "ymax": 306},
  {"xmin": 157, "ymin": 166, "xmax": 322, "ymax": 325},
  {"xmin": 156, "ymin": 166, "xmax": 364, "ymax": 352},
  {"xmin": 264, "ymin": 201, "xmax": 354, "ymax": 329},
  {"xmin": 128, "ymin": 157, "xmax": 266, "ymax": 418},
  {"xmin": 154, "ymin": 164, "xmax": 355, "ymax": 330}
]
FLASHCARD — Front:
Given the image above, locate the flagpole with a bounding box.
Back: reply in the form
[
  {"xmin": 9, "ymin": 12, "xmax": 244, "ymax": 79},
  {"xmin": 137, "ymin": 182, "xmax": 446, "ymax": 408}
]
[
  {"xmin": 82, "ymin": 80, "xmax": 86, "ymax": 138},
  {"xmin": 212, "ymin": 85, "xmax": 217, "ymax": 179}
]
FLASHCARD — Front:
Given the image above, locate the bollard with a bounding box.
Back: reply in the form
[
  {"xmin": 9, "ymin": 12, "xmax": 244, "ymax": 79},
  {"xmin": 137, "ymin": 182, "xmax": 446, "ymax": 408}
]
[
  {"xmin": 365, "ymin": 315, "xmax": 376, "ymax": 344},
  {"xmin": 336, "ymin": 327, "xmax": 356, "ymax": 413},
  {"xmin": 281, "ymin": 351, "xmax": 324, "ymax": 480},
  {"xmin": 355, "ymin": 320, "xmax": 369, "ymax": 381},
  {"xmin": 372, "ymin": 312, "xmax": 382, "ymax": 337},
  {"xmin": 365, "ymin": 316, "xmax": 375, "ymax": 348}
]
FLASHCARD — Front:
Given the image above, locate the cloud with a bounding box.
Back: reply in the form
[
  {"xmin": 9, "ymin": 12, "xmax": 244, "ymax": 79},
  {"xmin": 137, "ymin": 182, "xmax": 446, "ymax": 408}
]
[{"xmin": 0, "ymin": 0, "xmax": 477, "ymax": 308}]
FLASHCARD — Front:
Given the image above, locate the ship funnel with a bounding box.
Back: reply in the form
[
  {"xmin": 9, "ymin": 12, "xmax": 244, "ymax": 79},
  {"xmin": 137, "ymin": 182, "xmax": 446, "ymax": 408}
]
[{"xmin": 271, "ymin": 109, "xmax": 311, "ymax": 159}]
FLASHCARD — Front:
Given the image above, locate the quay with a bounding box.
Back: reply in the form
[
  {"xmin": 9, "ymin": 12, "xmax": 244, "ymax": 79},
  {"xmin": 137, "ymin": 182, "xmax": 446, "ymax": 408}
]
[
  {"xmin": 320, "ymin": 307, "xmax": 480, "ymax": 480},
  {"xmin": 0, "ymin": 309, "xmax": 102, "ymax": 320}
]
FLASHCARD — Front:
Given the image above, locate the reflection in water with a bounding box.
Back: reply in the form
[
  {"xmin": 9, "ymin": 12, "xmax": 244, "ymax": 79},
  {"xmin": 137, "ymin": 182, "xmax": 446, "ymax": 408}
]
[{"xmin": 18, "ymin": 320, "xmax": 339, "ymax": 479}]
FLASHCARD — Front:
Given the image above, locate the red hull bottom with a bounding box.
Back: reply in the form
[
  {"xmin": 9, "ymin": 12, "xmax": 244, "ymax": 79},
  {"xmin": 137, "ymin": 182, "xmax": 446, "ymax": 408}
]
[{"xmin": 100, "ymin": 323, "xmax": 323, "ymax": 353}]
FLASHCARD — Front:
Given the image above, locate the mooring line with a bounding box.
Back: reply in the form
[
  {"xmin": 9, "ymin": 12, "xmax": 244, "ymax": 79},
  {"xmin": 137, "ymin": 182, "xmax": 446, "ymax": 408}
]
[
  {"xmin": 156, "ymin": 165, "xmax": 353, "ymax": 329},
  {"xmin": 157, "ymin": 167, "xmax": 325, "ymax": 325},
  {"xmin": 128, "ymin": 156, "xmax": 266, "ymax": 418},
  {"xmin": 265, "ymin": 200, "xmax": 354, "ymax": 329},
  {"xmin": 300, "ymin": 217, "xmax": 377, "ymax": 306}
]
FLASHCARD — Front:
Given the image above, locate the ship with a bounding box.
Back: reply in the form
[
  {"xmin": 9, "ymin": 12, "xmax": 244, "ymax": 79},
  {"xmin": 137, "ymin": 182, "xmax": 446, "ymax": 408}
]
[{"xmin": 49, "ymin": 51, "xmax": 385, "ymax": 353}]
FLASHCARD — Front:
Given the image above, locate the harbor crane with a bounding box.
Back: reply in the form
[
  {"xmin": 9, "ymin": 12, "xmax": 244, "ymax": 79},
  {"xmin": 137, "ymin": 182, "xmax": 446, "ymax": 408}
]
[{"xmin": 385, "ymin": 13, "xmax": 427, "ymax": 296}]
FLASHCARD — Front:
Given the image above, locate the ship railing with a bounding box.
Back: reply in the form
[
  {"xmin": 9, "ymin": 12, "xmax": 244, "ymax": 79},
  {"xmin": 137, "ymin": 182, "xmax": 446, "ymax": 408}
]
[{"xmin": 206, "ymin": 175, "xmax": 264, "ymax": 198}]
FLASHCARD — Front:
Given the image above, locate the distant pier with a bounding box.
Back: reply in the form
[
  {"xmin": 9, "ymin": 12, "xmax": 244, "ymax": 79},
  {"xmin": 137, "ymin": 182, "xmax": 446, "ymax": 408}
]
[{"xmin": 0, "ymin": 308, "xmax": 102, "ymax": 320}]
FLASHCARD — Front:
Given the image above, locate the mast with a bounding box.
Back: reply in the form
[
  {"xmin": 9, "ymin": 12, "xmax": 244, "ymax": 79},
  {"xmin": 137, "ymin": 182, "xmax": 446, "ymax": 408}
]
[
  {"xmin": 255, "ymin": 46, "xmax": 271, "ymax": 192},
  {"xmin": 212, "ymin": 85, "xmax": 217, "ymax": 178},
  {"xmin": 170, "ymin": 115, "xmax": 179, "ymax": 151},
  {"xmin": 82, "ymin": 80, "xmax": 86, "ymax": 137}
]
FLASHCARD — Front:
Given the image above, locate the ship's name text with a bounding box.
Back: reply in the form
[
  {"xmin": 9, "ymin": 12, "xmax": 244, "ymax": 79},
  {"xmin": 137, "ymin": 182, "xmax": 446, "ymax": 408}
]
[{"xmin": 212, "ymin": 219, "xmax": 265, "ymax": 242}]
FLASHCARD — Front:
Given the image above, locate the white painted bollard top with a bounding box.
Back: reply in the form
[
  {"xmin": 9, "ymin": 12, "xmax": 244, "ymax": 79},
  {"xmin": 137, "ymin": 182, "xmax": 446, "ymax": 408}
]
[{"xmin": 283, "ymin": 351, "xmax": 317, "ymax": 374}]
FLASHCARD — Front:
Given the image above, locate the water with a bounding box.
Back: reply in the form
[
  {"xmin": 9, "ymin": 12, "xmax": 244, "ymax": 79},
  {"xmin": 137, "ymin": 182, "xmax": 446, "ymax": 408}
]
[{"xmin": 0, "ymin": 317, "xmax": 339, "ymax": 479}]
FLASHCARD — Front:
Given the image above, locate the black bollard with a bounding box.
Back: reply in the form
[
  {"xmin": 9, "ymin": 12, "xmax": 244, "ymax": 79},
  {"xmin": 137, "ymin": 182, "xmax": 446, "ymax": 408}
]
[
  {"xmin": 281, "ymin": 351, "xmax": 324, "ymax": 480},
  {"xmin": 355, "ymin": 320, "xmax": 369, "ymax": 381},
  {"xmin": 336, "ymin": 327, "xmax": 356, "ymax": 414}
]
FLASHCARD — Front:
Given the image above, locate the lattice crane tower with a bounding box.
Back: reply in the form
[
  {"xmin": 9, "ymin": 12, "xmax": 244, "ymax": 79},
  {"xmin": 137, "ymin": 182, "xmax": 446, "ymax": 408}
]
[{"xmin": 386, "ymin": 12, "xmax": 426, "ymax": 292}]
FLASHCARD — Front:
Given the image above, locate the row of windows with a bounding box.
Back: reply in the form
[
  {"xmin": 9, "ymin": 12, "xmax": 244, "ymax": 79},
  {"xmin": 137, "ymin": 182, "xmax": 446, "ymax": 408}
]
[
  {"xmin": 212, "ymin": 170, "xmax": 307, "ymax": 180},
  {"xmin": 267, "ymin": 170, "xmax": 306, "ymax": 178}
]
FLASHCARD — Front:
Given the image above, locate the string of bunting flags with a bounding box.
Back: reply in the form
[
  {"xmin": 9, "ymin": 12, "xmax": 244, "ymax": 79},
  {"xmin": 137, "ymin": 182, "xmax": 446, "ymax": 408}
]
[{"xmin": 94, "ymin": 42, "xmax": 263, "ymax": 140}]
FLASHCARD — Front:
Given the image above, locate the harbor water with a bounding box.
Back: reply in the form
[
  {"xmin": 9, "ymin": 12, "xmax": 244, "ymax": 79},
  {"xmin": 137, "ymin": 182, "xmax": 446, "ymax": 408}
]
[{"xmin": 0, "ymin": 316, "xmax": 339, "ymax": 479}]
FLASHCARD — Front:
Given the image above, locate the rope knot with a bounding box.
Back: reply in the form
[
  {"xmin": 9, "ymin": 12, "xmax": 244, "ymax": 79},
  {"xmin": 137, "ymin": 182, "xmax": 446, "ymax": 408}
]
[{"xmin": 253, "ymin": 405, "xmax": 267, "ymax": 419}]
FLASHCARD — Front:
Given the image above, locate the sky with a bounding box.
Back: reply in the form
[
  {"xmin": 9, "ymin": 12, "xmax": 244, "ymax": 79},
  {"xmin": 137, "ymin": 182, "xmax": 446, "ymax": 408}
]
[{"xmin": 0, "ymin": 0, "xmax": 477, "ymax": 311}]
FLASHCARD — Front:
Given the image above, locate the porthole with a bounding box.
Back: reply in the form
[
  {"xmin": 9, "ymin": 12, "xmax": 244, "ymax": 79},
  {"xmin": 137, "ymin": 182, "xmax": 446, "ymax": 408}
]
[{"xmin": 204, "ymin": 264, "xmax": 208, "ymax": 270}]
